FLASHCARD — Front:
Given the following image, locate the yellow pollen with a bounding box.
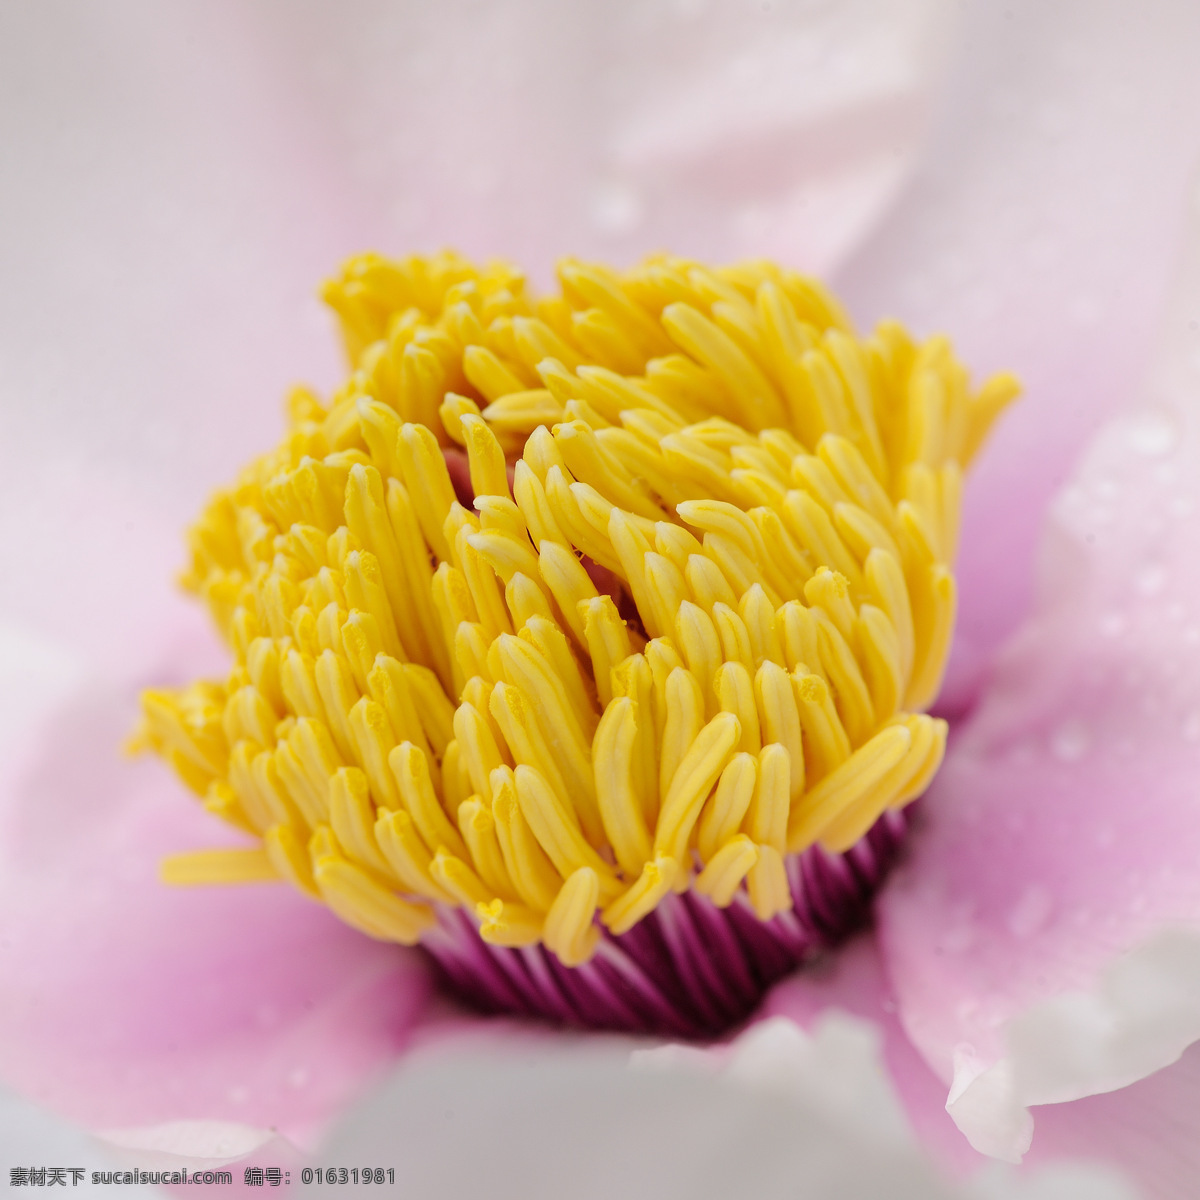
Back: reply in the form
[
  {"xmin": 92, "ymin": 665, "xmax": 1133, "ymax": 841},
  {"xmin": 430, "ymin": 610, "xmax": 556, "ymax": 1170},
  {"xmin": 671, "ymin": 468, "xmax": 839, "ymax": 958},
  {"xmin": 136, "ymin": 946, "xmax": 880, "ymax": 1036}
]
[{"xmin": 138, "ymin": 251, "xmax": 1018, "ymax": 966}]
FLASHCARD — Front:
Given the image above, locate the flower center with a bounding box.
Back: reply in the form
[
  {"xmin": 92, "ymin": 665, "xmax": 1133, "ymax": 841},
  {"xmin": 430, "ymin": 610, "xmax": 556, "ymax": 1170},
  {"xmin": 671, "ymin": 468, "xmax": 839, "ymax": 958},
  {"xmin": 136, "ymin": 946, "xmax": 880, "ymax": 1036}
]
[{"xmin": 137, "ymin": 253, "xmax": 1017, "ymax": 1035}]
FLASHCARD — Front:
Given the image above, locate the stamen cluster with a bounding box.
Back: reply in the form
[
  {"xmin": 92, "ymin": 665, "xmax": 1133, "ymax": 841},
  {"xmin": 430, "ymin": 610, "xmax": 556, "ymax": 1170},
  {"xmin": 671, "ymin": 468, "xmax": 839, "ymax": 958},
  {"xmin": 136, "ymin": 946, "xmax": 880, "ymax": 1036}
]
[{"xmin": 138, "ymin": 252, "xmax": 1016, "ymax": 973}]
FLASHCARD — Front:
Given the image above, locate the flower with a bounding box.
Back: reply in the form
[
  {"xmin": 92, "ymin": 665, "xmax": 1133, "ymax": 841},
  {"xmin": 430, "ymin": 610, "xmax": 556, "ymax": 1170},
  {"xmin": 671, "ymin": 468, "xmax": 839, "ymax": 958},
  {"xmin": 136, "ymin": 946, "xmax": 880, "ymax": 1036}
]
[{"xmin": 3, "ymin": 2, "xmax": 1200, "ymax": 1196}]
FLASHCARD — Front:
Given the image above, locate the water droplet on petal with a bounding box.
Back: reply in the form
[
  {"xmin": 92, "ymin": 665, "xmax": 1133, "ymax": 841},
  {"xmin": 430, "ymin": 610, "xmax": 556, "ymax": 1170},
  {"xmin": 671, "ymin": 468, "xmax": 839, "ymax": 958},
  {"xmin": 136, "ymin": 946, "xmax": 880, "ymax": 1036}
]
[
  {"xmin": 1128, "ymin": 412, "xmax": 1177, "ymax": 456},
  {"xmin": 940, "ymin": 905, "xmax": 978, "ymax": 954},
  {"xmin": 1050, "ymin": 719, "xmax": 1090, "ymax": 763},
  {"xmin": 1182, "ymin": 710, "xmax": 1200, "ymax": 743},
  {"xmin": 590, "ymin": 181, "xmax": 643, "ymax": 236},
  {"xmin": 1135, "ymin": 563, "xmax": 1167, "ymax": 597},
  {"xmin": 1007, "ymin": 884, "xmax": 1053, "ymax": 939}
]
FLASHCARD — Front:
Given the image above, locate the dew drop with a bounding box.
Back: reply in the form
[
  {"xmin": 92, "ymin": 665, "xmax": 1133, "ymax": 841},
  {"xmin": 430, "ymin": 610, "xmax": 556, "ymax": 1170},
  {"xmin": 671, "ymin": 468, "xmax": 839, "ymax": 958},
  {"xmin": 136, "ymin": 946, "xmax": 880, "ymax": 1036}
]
[
  {"xmin": 955, "ymin": 999, "xmax": 980, "ymax": 1023},
  {"xmin": 1134, "ymin": 563, "xmax": 1167, "ymax": 597},
  {"xmin": 1050, "ymin": 719, "xmax": 1090, "ymax": 763},
  {"xmin": 1007, "ymin": 884, "xmax": 1053, "ymax": 939},
  {"xmin": 940, "ymin": 906, "xmax": 978, "ymax": 954},
  {"xmin": 1128, "ymin": 412, "xmax": 1177, "ymax": 456},
  {"xmin": 288, "ymin": 1066, "xmax": 309, "ymax": 1089},
  {"xmin": 1182, "ymin": 710, "xmax": 1200, "ymax": 743},
  {"xmin": 590, "ymin": 181, "xmax": 643, "ymax": 236}
]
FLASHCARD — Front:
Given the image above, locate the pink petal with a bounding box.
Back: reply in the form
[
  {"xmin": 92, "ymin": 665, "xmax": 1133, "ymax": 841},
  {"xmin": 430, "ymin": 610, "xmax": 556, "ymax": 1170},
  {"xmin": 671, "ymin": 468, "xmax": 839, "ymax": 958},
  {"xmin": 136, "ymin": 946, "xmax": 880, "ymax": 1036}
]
[
  {"xmin": 878, "ymin": 176, "xmax": 1200, "ymax": 1160},
  {"xmin": 762, "ymin": 938, "xmax": 1200, "ymax": 1198},
  {"xmin": 0, "ymin": 618, "xmax": 435, "ymax": 1147},
  {"xmin": 1027, "ymin": 1040, "xmax": 1200, "ymax": 1200},
  {"xmin": 243, "ymin": 0, "xmax": 959, "ymax": 282},
  {"xmin": 834, "ymin": 4, "xmax": 1200, "ymax": 708},
  {"xmin": 760, "ymin": 936, "xmax": 988, "ymax": 1179}
]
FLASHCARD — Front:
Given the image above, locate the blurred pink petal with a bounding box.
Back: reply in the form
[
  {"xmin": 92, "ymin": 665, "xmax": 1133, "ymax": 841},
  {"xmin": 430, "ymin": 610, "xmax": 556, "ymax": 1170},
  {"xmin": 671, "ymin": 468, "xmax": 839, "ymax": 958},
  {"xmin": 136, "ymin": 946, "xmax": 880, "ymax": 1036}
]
[
  {"xmin": 0, "ymin": 609, "xmax": 434, "ymax": 1146},
  {"xmin": 835, "ymin": 2, "xmax": 1200, "ymax": 707},
  {"xmin": 319, "ymin": 1001, "xmax": 1137, "ymax": 1200},
  {"xmin": 878, "ymin": 174, "xmax": 1200, "ymax": 1161},
  {"xmin": 251, "ymin": 0, "xmax": 958, "ymax": 279}
]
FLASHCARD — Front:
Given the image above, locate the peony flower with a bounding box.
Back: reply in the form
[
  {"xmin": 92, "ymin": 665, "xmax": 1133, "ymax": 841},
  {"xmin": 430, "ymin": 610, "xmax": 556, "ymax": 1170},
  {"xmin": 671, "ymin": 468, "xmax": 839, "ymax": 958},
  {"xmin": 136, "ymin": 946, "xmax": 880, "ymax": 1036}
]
[{"xmin": 3, "ymin": 2, "xmax": 1200, "ymax": 1196}]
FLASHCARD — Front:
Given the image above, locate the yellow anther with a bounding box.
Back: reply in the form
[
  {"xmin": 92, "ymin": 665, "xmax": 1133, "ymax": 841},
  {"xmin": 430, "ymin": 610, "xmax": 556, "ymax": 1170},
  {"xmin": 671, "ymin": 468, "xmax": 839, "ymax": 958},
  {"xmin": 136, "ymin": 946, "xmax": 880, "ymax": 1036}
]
[
  {"xmin": 601, "ymin": 855, "xmax": 679, "ymax": 935},
  {"xmin": 754, "ymin": 661, "xmax": 804, "ymax": 805},
  {"xmin": 430, "ymin": 848, "xmax": 493, "ymax": 907},
  {"xmin": 544, "ymin": 867, "xmax": 601, "ymax": 966},
  {"xmin": 696, "ymin": 751, "xmax": 757, "ymax": 865},
  {"xmin": 787, "ymin": 723, "xmax": 913, "ymax": 853},
  {"xmin": 739, "ymin": 584, "xmax": 785, "ymax": 669},
  {"xmin": 161, "ymin": 847, "xmax": 278, "ymax": 886},
  {"xmin": 611, "ymin": 654, "xmax": 659, "ymax": 825},
  {"xmin": 513, "ymin": 765, "xmax": 619, "ymax": 897},
  {"xmin": 477, "ymin": 898, "xmax": 544, "ymax": 948},
  {"xmin": 582, "ymin": 595, "xmax": 632, "ymax": 708},
  {"xmin": 374, "ymin": 807, "xmax": 455, "ymax": 904},
  {"xmin": 457, "ymin": 797, "xmax": 517, "ymax": 900},
  {"xmin": 592, "ymin": 697, "xmax": 653, "ymax": 876},
  {"xmin": 394, "ymin": 423, "xmax": 456, "ymax": 561},
  {"xmin": 463, "ymin": 344, "xmax": 527, "ymax": 403},
  {"xmin": 674, "ymin": 602, "xmax": 721, "ymax": 713},
  {"xmin": 685, "ymin": 552, "xmax": 739, "ymax": 612},
  {"xmin": 715, "ymin": 661, "xmax": 761, "ymax": 754},
  {"xmin": 481, "ymin": 390, "xmax": 563, "ymax": 438},
  {"xmin": 820, "ymin": 715, "xmax": 948, "ymax": 853},
  {"xmin": 712, "ymin": 602, "xmax": 755, "ymax": 674},
  {"xmin": 907, "ymin": 565, "xmax": 957, "ymax": 712},
  {"xmin": 467, "ymin": 529, "xmax": 541, "ymax": 586},
  {"xmin": 329, "ymin": 766, "xmax": 392, "ymax": 878},
  {"xmin": 315, "ymin": 855, "xmax": 434, "ymax": 945},
  {"xmin": 655, "ymin": 710, "xmax": 741, "ymax": 865},
  {"xmin": 792, "ymin": 670, "xmax": 851, "ymax": 783},
  {"xmin": 803, "ymin": 567, "xmax": 856, "ymax": 643},
  {"xmin": 390, "ymin": 740, "xmax": 470, "ymax": 862},
  {"xmin": 346, "ymin": 695, "xmax": 399, "ymax": 801},
  {"xmin": 263, "ymin": 823, "xmax": 318, "ymax": 897},
  {"xmin": 856, "ymin": 604, "xmax": 904, "ymax": 723},
  {"xmin": 747, "ymin": 844, "xmax": 792, "ymax": 921},
  {"xmin": 491, "ymin": 767, "xmax": 563, "ymax": 912},
  {"xmin": 695, "ymin": 835, "xmax": 759, "ymax": 908},
  {"xmin": 661, "ymin": 303, "xmax": 786, "ymax": 431},
  {"xmin": 812, "ymin": 610, "xmax": 875, "ymax": 749},
  {"xmin": 461, "ymin": 413, "xmax": 511, "ymax": 499}
]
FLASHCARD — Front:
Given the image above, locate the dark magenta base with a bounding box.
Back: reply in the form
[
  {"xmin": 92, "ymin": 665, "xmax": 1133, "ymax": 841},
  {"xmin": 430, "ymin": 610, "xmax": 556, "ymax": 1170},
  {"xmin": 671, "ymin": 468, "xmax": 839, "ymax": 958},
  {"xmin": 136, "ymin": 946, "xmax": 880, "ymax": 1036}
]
[{"xmin": 421, "ymin": 808, "xmax": 908, "ymax": 1037}]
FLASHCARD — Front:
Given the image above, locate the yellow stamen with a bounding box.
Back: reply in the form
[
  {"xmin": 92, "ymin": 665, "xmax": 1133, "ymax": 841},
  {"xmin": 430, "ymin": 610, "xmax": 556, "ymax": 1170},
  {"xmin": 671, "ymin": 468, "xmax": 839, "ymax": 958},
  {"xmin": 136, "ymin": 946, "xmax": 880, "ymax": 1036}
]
[
  {"xmin": 161, "ymin": 847, "xmax": 278, "ymax": 886},
  {"xmin": 144, "ymin": 251, "xmax": 1014, "ymax": 957}
]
